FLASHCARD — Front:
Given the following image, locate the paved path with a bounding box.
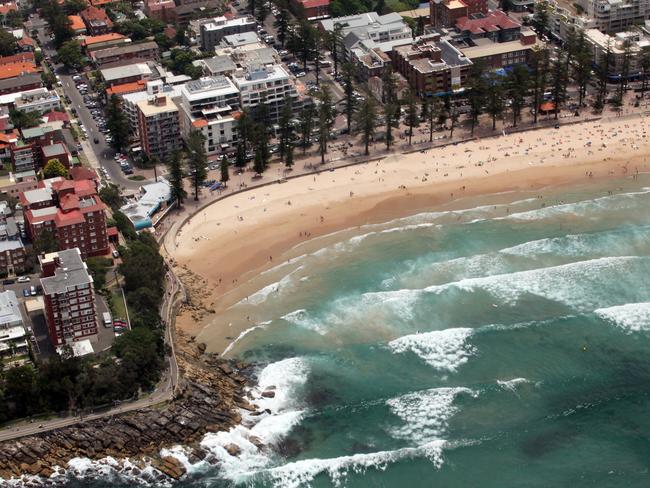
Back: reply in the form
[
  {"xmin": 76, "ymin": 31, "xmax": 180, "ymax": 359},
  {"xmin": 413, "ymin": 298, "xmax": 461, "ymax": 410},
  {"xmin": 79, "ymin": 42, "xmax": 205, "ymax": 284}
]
[{"xmin": 0, "ymin": 273, "xmax": 182, "ymax": 443}]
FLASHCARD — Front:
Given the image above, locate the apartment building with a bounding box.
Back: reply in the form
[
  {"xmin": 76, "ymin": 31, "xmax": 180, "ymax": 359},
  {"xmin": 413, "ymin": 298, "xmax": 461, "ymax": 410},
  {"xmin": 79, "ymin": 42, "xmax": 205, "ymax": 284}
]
[
  {"xmin": 122, "ymin": 80, "xmax": 182, "ymax": 141},
  {"xmin": 198, "ymin": 16, "xmax": 257, "ymax": 52},
  {"xmin": 579, "ymin": 0, "xmax": 650, "ymax": 32},
  {"xmin": 178, "ymin": 76, "xmax": 240, "ymax": 156},
  {"xmin": 448, "ymin": 11, "xmax": 541, "ymax": 69},
  {"xmin": 21, "ymin": 178, "xmax": 109, "ymax": 258},
  {"xmin": 13, "ymin": 87, "xmax": 61, "ymax": 113},
  {"xmin": 40, "ymin": 248, "xmax": 98, "ymax": 346},
  {"xmin": 319, "ymin": 12, "xmax": 413, "ymax": 60},
  {"xmin": 0, "ymin": 72, "xmax": 42, "ymax": 96},
  {"xmin": 289, "ymin": 0, "xmax": 330, "ymax": 19},
  {"xmin": 585, "ymin": 28, "xmax": 648, "ymax": 79},
  {"xmin": 89, "ymin": 41, "xmax": 159, "ymax": 66},
  {"xmin": 231, "ymin": 64, "xmax": 301, "ymax": 123},
  {"xmin": 100, "ymin": 63, "xmax": 154, "ymax": 87},
  {"xmin": 80, "ymin": 6, "xmax": 113, "ymax": 36},
  {"xmin": 136, "ymin": 95, "xmax": 182, "ymax": 161},
  {"xmin": 0, "ymin": 203, "xmax": 25, "ymax": 276},
  {"xmin": 0, "ymin": 290, "xmax": 27, "ymax": 359},
  {"xmin": 392, "ymin": 34, "xmax": 473, "ymax": 96}
]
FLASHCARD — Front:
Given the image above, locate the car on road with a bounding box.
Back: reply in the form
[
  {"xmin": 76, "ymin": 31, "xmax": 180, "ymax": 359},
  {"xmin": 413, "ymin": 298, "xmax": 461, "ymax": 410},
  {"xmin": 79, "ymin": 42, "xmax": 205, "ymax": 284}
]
[
  {"xmin": 17, "ymin": 276, "xmax": 29, "ymax": 283},
  {"xmin": 93, "ymin": 137, "xmax": 99, "ymax": 144}
]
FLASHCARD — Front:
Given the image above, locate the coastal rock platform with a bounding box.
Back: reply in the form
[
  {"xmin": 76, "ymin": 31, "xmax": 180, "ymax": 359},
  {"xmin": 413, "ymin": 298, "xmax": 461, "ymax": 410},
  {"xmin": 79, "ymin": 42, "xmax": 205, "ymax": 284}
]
[{"xmin": 0, "ymin": 334, "xmax": 253, "ymax": 482}]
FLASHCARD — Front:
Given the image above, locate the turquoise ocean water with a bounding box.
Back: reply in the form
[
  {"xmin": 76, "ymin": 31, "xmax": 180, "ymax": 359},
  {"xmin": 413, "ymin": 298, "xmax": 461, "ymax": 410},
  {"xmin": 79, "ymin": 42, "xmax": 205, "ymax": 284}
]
[{"xmin": 47, "ymin": 175, "xmax": 650, "ymax": 487}]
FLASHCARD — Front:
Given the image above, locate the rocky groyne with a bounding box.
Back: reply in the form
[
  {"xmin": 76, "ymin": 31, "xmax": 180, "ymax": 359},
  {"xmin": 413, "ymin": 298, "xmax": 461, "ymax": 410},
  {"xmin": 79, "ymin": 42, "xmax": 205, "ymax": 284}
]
[{"xmin": 0, "ymin": 333, "xmax": 256, "ymax": 482}]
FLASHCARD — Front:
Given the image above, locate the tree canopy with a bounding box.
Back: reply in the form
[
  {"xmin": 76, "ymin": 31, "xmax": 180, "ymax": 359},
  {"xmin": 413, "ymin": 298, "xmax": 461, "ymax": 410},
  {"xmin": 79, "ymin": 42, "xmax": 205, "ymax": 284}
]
[{"xmin": 43, "ymin": 159, "xmax": 68, "ymax": 179}]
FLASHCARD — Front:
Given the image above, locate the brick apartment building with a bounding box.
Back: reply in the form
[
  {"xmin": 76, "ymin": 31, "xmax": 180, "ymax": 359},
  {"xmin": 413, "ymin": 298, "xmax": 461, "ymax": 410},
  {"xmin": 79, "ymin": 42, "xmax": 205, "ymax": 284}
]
[
  {"xmin": 40, "ymin": 248, "xmax": 98, "ymax": 346},
  {"xmin": 89, "ymin": 41, "xmax": 159, "ymax": 67},
  {"xmin": 80, "ymin": 6, "xmax": 113, "ymax": 35},
  {"xmin": 392, "ymin": 34, "xmax": 473, "ymax": 96},
  {"xmin": 21, "ymin": 178, "xmax": 109, "ymax": 258}
]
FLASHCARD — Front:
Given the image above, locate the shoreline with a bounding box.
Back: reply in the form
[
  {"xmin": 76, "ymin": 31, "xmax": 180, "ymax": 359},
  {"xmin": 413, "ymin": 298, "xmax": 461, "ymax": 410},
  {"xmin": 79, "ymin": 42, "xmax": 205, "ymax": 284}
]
[
  {"xmin": 0, "ymin": 332, "xmax": 255, "ymax": 482},
  {"xmin": 168, "ymin": 116, "xmax": 650, "ymax": 354}
]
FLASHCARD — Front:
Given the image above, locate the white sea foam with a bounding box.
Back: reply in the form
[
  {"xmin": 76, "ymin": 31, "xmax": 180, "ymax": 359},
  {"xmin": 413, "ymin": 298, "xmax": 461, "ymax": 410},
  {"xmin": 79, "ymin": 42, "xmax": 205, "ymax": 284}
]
[
  {"xmin": 388, "ymin": 328, "xmax": 476, "ymax": 372},
  {"xmin": 360, "ymin": 256, "xmax": 648, "ymax": 320},
  {"xmin": 5, "ymin": 456, "xmax": 171, "ymax": 487},
  {"xmin": 257, "ymin": 440, "xmax": 447, "ymax": 488},
  {"xmin": 281, "ymin": 309, "xmax": 327, "ymax": 335},
  {"xmin": 503, "ymin": 190, "xmax": 650, "ymax": 222},
  {"xmin": 387, "ymin": 387, "xmax": 476, "ymax": 443},
  {"xmin": 222, "ymin": 322, "xmax": 270, "ymax": 356},
  {"xmin": 192, "ymin": 357, "xmax": 310, "ymax": 482},
  {"xmin": 241, "ymin": 266, "xmax": 304, "ymax": 306},
  {"xmin": 501, "ymin": 226, "xmax": 650, "ymax": 258},
  {"xmin": 595, "ymin": 302, "xmax": 650, "ymax": 332},
  {"xmin": 497, "ymin": 378, "xmax": 530, "ymax": 392}
]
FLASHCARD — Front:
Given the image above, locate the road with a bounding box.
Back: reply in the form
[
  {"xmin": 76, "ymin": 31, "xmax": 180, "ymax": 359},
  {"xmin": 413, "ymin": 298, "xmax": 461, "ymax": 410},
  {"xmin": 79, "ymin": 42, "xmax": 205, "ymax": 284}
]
[{"xmin": 27, "ymin": 14, "xmax": 144, "ymax": 191}]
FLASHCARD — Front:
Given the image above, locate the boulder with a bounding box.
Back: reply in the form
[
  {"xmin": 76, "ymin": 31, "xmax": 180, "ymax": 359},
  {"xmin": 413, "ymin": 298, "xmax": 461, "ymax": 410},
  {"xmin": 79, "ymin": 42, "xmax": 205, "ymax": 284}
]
[
  {"xmin": 158, "ymin": 456, "xmax": 186, "ymax": 480},
  {"xmin": 261, "ymin": 391, "xmax": 275, "ymax": 398},
  {"xmin": 225, "ymin": 444, "xmax": 241, "ymax": 457}
]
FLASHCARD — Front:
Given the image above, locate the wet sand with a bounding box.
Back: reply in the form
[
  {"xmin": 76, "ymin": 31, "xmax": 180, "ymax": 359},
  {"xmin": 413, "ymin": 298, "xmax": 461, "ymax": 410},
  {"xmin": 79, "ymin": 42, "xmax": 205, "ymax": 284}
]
[{"xmin": 169, "ymin": 115, "xmax": 650, "ymax": 353}]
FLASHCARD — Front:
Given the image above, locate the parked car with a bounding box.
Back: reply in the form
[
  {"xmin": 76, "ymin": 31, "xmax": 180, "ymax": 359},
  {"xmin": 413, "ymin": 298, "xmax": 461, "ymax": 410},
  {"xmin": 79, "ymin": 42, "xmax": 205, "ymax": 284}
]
[
  {"xmin": 30, "ymin": 285, "xmax": 36, "ymax": 296},
  {"xmin": 2, "ymin": 279, "xmax": 14, "ymax": 285},
  {"xmin": 17, "ymin": 275, "xmax": 30, "ymax": 283},
  {"xmin": 22, "ymin": 288, "xmax": 30, "ymax": 297}
]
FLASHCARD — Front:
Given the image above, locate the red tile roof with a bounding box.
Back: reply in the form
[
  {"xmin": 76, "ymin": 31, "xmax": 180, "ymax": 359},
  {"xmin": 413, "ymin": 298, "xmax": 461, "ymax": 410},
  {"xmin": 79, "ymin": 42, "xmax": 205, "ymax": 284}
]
[
  {"xmin": 0, "ymin": 61, "xmax": 38, "ymax": 80},
  {"xmin": 299, "ymin": 0, "xmax": 330, "ymax": 8},
  {"xmin": 68, "ymin": 14, "xmax": 86, "ymax": 31},
  {"xmin": 0, "ymin": 52, "xmax": 33, "ymax": 67},
  {"xmin": 55, "ymin": 209, "xmax": 85, "ymax": 227},
  {"xmin": 43, "ymin": 110, "xmax": 70, "ymax": 123},
  {"xmin": 81, "ymin": 33, "xmax": 126, "ymax": 47},
  {"xmin": 80, "ymin": 6, "xmax": 112, "ymax": 25},
  {"xmin": 59, "ymin": 192, "xmax": 80, "ymax": 211},
  {"xmin": 0, "ymin": 2, "xmax": 17, "ymax": 15},
  {"xmin": 70, "ymin": 166, "xmax": 97, "ymax": 181},
  {"xmin": 105, "ymin": 79, "xmax": 146, "ymax": 96},
  {"xmin": 456, "ymin": 10, "xmax": 519, "ymax": 34}
]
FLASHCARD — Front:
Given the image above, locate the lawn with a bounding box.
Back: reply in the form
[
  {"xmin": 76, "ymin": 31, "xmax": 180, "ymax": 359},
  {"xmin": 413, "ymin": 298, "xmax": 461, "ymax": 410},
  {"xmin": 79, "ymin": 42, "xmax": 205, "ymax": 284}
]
[{"xmin": 110, "ymin": 288, "xmax": 128, "ymax": 321}]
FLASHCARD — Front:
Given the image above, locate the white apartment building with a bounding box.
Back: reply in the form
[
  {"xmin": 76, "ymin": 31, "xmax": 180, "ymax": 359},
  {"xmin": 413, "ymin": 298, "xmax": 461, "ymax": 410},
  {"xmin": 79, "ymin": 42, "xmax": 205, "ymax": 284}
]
[
  {"xmin": 585, "ymin": 28, "xmax": 649, "ymax": 78},
  {"xmin": 14, "ymin": 88, "xmax": 61, "ymax": 113},
  {"xmin": 178, "ymin": 76, "xmax": 241, "ymax": 156},
  {"xmin": 319, "ymin": 12, "xmax": 413, "ymax": 59},
  {"xmin": 579, "ymin": 0, "xmax": 650, "ymax": 32},
  {"xmin": 0, "ymin": 290, "xmax": 28, "ymax": 359},
  {"xmin": 231, "ymin": 64, "xmax": 301, "ymax": 123}
]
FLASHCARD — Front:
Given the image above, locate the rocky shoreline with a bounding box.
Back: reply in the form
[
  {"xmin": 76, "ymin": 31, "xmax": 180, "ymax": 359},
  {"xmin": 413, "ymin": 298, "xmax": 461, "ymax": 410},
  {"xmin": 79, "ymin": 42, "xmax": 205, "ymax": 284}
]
[{"xmin": 0, "ymin": 332, "xmax": 258, "ymax": 483}]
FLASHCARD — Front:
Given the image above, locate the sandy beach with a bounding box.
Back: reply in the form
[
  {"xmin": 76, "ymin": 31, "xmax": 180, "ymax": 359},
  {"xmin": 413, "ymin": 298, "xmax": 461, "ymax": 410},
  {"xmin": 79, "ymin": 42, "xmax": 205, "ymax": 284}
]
[{"xmin": 168, "ymin": 114, "xmax": 650, "ymax": 353}]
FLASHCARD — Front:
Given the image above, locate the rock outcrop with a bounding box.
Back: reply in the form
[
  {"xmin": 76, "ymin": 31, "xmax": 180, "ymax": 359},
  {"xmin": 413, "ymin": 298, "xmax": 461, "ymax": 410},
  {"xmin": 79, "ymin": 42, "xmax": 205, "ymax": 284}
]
[{"xmin": 0, "ymin": 331, "xmax": 254, "ymax": 482}]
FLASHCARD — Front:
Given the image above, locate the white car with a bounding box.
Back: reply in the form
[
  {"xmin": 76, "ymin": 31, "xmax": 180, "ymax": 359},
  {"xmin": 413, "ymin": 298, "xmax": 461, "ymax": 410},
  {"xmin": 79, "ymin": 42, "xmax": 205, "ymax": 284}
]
[{"xmin": 17, "ymin": 276, "xmax": 30, "ymax": 283}]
